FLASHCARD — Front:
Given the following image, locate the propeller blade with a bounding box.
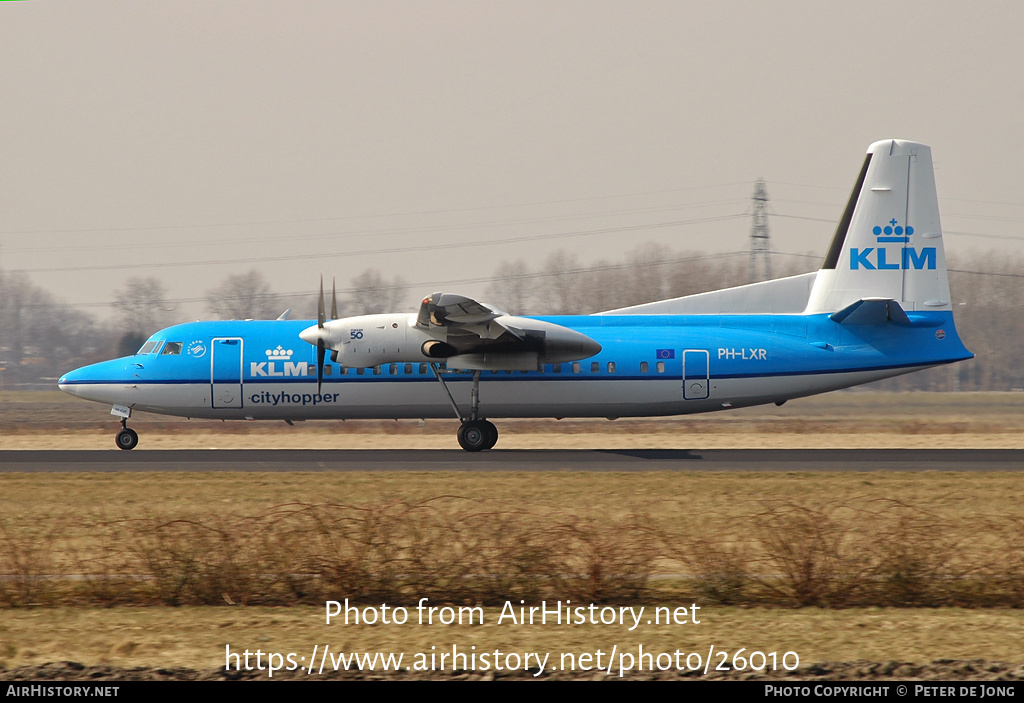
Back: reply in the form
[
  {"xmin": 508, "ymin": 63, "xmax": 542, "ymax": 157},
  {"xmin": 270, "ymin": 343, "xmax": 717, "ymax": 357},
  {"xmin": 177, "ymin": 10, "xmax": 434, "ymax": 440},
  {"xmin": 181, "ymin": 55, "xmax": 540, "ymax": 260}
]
[
  {"xmin": 317, "ymin": 275, "xmax": 326, "ymax": 329},
  {"xmin": 331, "ymin": 277, "xmax": 338, "ymax": 320},
  {"xmin": 317, "ymin": 339, "xmax": 325, "ymax": 394}
]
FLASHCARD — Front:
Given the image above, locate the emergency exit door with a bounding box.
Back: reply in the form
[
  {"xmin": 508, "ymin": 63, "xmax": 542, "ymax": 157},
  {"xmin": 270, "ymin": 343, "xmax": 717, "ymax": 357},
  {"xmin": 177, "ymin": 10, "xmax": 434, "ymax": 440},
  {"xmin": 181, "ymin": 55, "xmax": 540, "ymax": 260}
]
[{"xmin": 682, "ymin": 349, "xmax": 709, "ymax": 400}]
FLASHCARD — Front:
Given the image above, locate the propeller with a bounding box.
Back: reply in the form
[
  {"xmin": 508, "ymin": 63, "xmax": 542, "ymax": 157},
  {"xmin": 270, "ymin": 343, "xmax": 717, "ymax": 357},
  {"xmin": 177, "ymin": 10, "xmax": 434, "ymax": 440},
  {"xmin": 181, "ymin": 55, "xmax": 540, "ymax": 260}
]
[
  {"xmin": 331, "ymin": 277, "xmax": 338, "ymax": 320},
  {"xmin": 310, "ymin": 275, "xmax": 340, "ymax": 394},
  {"xmin": 316, "ymin": 276, "xmax": 326, "ymax": 394}
]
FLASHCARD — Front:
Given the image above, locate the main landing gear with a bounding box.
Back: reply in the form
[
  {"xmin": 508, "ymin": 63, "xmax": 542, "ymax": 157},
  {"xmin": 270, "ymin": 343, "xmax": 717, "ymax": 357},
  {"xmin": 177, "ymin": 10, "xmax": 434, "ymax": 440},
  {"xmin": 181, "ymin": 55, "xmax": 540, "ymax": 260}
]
[
  {"xmin": 457, "ymin": 419, "xmax": 498, "ymax": 452},
  {"xmin": 116, "ymin": 418, "xmax": 139, "ymax": 450},
  {"xmin": 431, "ymin": 366, "xmax": 499, "ymax": 452}
]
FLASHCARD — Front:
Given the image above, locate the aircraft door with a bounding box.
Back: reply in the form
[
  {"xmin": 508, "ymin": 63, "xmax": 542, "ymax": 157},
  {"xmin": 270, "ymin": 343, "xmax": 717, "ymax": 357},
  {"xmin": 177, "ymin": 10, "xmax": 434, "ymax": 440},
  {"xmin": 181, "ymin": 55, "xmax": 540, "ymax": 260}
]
[
  {"xmin": 211, "ymin": 338, "xmax": 244, "ymax": 409},
  {"xmin": 682, "ymin": 349, "xmax": 710, "ymax": 400}
]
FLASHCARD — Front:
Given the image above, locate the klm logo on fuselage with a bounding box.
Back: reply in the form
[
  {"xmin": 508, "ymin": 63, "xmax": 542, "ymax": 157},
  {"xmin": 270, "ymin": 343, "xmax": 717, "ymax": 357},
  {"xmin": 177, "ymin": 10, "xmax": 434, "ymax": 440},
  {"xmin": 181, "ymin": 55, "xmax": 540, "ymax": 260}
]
[
  {"xmin": 850, "ymin": 219, "xmax": 936, "ymax": 270},
  {"xmin": 250, "ymin": 345, "xmax": 310, "ymax": 377}
]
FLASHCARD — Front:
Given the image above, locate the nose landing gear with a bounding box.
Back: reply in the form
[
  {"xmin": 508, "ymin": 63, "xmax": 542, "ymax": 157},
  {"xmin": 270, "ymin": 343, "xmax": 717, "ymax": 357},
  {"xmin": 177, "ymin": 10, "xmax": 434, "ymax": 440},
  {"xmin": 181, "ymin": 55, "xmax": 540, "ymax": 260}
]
[{"xmin": 115, "ymin": 418, "xmax": 139, "ymax": 450}]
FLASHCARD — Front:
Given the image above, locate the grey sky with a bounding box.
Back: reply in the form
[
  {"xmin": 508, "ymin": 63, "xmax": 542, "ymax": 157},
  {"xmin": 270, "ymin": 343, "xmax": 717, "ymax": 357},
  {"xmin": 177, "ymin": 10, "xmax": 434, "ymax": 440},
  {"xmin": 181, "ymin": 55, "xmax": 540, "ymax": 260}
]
[{"xmin": 2, "ymin": 1, "xmax": 1021, "ymax": 321}]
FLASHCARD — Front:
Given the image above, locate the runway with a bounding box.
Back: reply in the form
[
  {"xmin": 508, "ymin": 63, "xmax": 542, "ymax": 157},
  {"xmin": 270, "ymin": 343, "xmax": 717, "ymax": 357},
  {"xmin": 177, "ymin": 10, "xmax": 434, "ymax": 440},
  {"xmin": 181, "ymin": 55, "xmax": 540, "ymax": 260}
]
[{"xmin": 0, "ymin": 449, "xmax": 1021, "ymax": 472}]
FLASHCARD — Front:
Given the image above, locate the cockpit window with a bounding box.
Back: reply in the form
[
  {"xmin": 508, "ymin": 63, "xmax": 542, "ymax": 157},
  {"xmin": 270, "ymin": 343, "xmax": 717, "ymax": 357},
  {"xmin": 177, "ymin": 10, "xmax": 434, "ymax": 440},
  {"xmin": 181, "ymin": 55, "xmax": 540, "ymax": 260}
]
[
  {"xmin": 161, "ymin": 342, "xmax": 183, "ymax": 355},
  {"xmin": 137, "ymin": 341, "xmax": 161, "ymax": 355}
]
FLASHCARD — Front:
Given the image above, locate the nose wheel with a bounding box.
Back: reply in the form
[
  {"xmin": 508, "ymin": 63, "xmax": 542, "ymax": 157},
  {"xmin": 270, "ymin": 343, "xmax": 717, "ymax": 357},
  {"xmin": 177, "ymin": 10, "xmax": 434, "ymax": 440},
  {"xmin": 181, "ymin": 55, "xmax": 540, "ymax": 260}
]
[{"xmin": 115, "ymin": 419, "xmax": 139, "ymax": 450}]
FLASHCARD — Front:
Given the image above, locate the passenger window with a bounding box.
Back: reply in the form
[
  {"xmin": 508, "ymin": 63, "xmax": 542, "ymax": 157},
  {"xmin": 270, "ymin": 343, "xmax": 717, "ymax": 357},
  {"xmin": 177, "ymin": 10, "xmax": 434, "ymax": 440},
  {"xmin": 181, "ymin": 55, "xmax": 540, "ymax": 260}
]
[
  {"xmin": 419, "ymin": 364, "xmax": 428, "ymax": 375},
  {"xmin": 553, "ymin": 363, "xmax": 561, "ymax": 373},
  {"xmin": 657, "ymin": 361, "xmax": 665, "ymax": 373},
  {"xmin": 373, "ymin": 366, "xmax": 381, "ymax": 375},
  {"xmin": 404, "ymin": 364, "xmax": 412, "ymax": 375},
  {"xmin": 356, "ymin": 368, "xmax": 365, "ymax": 376},
  {"xmin": 324, "ymin": 366, "xmax": 332, "ymax": 376},
  {"xmin": 641, "ymin": 361, "xmax": 648, "ymax": 373},
  {"xmin": 389, "ymin": 364, "xmax": 398, "ymax": 375},
  {"xmin": 572, "ymin": 362, "xmax": 580, "ymax": 374},
  {"xmin": 591, "ymin": 362, "xmax": 599, "ymax": 373},
  {"xmin": 161, "ymin": 342, "xmax": 182, "ymax": 355},
  {"xmin": 341, "ymin": 367, "xmax": 349, "ymax": 375},
  {"xmin": 607, "ymin": 362, "xmax": 615, "ymax": 373},
  {"xmin": 307, "ymin": 364, "xmax": 316, "ymax": 375}
]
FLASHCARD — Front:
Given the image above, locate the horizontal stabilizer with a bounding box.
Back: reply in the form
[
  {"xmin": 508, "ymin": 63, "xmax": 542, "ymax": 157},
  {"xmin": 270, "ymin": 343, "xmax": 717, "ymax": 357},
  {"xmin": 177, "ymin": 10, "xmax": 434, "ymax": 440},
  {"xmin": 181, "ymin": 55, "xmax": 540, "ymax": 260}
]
[{"xmin": 829, "ymin": 298, "xmax": 911, "ymax": 325}]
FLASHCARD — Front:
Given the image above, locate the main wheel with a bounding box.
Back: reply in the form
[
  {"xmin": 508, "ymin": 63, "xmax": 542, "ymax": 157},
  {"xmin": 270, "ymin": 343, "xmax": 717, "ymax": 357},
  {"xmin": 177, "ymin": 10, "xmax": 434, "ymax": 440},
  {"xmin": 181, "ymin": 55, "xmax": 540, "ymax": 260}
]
[
  {"xmin": 481, "ymin": 420, "xmax": 498, "ymax": 450},
  {"xmin": 115, "ymin": 428, "xmax": 139, "ymax": 450},
  {"xmin": 457, "ymin": 421, "xmax": 488, "ymax": 452}
]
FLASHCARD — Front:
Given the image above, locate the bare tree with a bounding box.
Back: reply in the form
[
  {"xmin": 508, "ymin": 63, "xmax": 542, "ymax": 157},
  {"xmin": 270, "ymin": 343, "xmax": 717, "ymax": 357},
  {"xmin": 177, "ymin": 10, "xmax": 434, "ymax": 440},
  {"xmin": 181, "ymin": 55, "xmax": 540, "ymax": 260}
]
[
  {"xmin": 206, "ymin": 270, "xmax": 280, "ymax": 320},
  {"xmin": 484, "ymin": 259, "xmax": 532, "ymax": 315},
  {"xmin": 347, "ymin": 269, "xmax": 407, "ymax": 315},
  {"xmin": 0, "ymin": 270, "xmax": 104, "ymax": 387},
  {"xmin": 623, "ymin": 243, "xmax": 672, "ymax": 306},
  {"xmin": 112, "ymin": 277, "xmax": 171, "ymax": 336},
  {"xmin": 0, "ymin": 271, "xmax": 54, "ymax": 384},
  {"xmin": 534, "ymin": 250, "xmax": 586, "ymax": 314}
]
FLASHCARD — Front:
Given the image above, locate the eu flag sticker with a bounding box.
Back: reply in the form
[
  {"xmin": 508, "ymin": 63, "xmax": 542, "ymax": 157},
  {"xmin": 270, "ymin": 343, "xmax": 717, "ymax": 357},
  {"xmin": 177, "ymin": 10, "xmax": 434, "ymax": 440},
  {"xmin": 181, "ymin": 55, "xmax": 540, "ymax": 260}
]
[{"xmin": 656, "ymin": 349, "xmax": 675, "ymax": 359}]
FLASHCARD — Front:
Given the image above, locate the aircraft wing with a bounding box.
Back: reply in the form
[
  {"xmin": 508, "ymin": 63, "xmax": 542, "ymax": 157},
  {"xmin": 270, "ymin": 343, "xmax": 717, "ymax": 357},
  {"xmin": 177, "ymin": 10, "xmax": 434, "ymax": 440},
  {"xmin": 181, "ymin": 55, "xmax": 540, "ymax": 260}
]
[
  {"xmin": 413, "ymin": 292, "xmax": 600, "ymax": 367},
  {"xmin": 416, "ymin": 293, "xmax": 516, "ymax": 341}
]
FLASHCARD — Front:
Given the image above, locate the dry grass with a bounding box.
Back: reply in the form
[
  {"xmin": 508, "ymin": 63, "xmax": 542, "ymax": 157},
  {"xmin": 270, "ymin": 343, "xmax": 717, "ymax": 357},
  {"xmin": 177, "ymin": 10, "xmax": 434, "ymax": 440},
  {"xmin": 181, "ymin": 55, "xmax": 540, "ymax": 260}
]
[
  {"xmin": 2, "ymin": 470, "xmax": 1024, "ymax": 673},
  {"xmin": 2, "ymin": 478, "xmax": 1023, "ymax": 609},
  {"xmin": 0, "ymin": 499, "xmax": 659, "ymax": 607},
  {"xmin": 3, "ymin": 605, "xmax": 1024, "ymax": 673}
]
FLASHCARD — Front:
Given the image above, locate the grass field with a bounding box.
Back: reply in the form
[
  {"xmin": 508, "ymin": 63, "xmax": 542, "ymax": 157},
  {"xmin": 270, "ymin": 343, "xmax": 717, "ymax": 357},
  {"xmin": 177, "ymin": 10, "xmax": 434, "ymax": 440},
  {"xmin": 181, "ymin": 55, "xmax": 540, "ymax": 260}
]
[
  {"xmin": 3, "ymin": 606, "xmax": 1023, "ymax": 675},
  {"xmin": 1, "ymin": 391, "xmax": 1023, "ymax": 678},
  {"xmin": 2, "ymin": 470, "xmax": 1024, "ymax": 675}
]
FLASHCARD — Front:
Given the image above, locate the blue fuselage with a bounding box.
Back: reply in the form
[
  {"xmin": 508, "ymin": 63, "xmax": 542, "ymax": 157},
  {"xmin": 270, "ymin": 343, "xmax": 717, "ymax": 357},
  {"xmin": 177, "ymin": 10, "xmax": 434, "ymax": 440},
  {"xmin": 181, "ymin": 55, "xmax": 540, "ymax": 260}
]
[{"xmin": 58, "ymin": 311, "xmax": 971, "ymax": 421}]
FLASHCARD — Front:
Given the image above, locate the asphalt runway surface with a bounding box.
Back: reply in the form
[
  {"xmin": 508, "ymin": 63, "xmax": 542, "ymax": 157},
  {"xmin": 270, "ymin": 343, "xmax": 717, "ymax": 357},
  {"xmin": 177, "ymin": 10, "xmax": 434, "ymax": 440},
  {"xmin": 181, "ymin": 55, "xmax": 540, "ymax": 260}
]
[{"xmin": 0, "ymin": 449, "xmax": 1021, "ymax": 472}]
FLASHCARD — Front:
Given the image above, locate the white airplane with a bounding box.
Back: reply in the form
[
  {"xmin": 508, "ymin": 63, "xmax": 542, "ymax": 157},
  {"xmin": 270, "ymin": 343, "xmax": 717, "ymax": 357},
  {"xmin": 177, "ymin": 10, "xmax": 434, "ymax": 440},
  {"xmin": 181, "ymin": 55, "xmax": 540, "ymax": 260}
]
[{"xmin": 59, "ymin": 139, "xmax": 972, "ymax": 451}]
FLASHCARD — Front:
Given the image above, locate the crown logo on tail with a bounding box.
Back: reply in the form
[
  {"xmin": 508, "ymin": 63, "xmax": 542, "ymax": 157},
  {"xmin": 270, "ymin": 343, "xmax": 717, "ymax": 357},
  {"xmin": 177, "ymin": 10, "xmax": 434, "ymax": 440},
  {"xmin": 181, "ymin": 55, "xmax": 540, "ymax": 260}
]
[{"xmin": 873, "ymin": 219, "xmax": 913, "ymax": 243}]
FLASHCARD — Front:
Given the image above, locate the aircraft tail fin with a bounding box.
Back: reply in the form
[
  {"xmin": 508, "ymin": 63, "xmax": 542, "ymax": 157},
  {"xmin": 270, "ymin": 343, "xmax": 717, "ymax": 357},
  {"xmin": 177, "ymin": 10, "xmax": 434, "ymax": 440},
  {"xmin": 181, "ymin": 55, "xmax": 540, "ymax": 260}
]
[{"xmin": 805, "ymin": 140, "xmax": 952, "ymax": 314}]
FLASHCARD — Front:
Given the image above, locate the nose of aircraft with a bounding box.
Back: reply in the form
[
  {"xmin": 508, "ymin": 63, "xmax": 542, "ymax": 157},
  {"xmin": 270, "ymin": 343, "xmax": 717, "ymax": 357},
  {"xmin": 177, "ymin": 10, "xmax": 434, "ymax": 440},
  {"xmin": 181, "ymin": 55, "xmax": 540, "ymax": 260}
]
[
  {"xmin": 57, "ymin": 358, "xmax": 140, "ymax": 404},
  {"xmin": 57, "ymin": 369, "xmax": 79, "ymax": 397}
]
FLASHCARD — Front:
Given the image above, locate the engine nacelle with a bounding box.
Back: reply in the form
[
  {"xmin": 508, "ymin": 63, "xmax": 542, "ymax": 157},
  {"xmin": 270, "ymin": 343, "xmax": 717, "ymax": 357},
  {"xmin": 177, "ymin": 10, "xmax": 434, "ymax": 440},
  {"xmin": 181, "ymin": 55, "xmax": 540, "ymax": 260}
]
[
  {"xmin": 320, "ymin": 313, "xmax": 442, "ymax": 368},
  {"xmin": 301, "ymin": 311, "xmax": 602, "ymax": 370},
  {"xmin": 496, "ymin": 315, "xmax": 603, "ymax": 364},
  {"xmin": 421, "ymin": 340, "xmax": 458, "ymax": 358}
]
